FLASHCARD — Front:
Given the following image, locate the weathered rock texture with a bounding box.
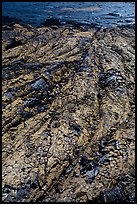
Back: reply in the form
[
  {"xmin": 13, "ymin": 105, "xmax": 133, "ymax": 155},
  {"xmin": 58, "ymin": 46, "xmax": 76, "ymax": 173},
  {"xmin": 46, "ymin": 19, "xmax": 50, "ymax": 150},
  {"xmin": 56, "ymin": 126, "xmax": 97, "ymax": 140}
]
[{"xmin": 2, "ymin": 23, "xmax": 135, "ymax": 202}]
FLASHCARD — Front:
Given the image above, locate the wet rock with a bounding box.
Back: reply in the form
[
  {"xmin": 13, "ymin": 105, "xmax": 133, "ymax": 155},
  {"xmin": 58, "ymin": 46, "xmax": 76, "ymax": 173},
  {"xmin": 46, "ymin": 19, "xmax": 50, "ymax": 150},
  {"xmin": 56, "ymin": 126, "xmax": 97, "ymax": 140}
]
[
  {"xmin": 101, "ymin": 186, "xmax": 126, "ymax": 202},
  {"xmin": 79, "ymin": 156, "xmax": 90, "ymax": 170},
  {"xmin": 31, "ymin": 78, "xmax": 47, "ymax": 90},
  {"xmin": 3, "ymin": 185, "xmax": 11, "ymax": 194},
  {"xmin": 6, "ymin": 37, "xmax": 24, "ymax": 50},
  {"xmin": 2, "ymin": 72, "xmax": 12, "ymax": 79},
  {"xmin": 86, "ymin": 167, "xmax": 99, "ymax": 183},
  {"xmin": 15, "ymin": 187, "xmax": 30, "ymax": 202},
  {"xmin": 42, "ymin": 71, "xmax": 53, "ymax": 80},
  {"xmin": 4, "ymin": 92, "xmax": 13, "ymax": 99},
  {"xmin": 111, "ymin": 140, "xmax": 120, "ymax": 149},
  {"xmin": 79, "ymin": 156, "xmax": 98, "ymax": 175},
  {"xmin": 25, "ymin": 98, "xmax": 38, "ymax": 107},
  {"xmin": 99, "ymin": 175, "xmax": 135, "ymax": 203},
  {"xmin": 65, "ymin": 165, "xmax": 73, "ymax": 175},
  {"xmin": 31, "ymin": 173, "xmax": 39, "ymax": 189},
  {"xmin": 99, "ymin": 71, "xmax": 118, "ymax": 88},
  {"xmin": 51, "ymin": 25, "xmax": 59, "ymax": 30}
]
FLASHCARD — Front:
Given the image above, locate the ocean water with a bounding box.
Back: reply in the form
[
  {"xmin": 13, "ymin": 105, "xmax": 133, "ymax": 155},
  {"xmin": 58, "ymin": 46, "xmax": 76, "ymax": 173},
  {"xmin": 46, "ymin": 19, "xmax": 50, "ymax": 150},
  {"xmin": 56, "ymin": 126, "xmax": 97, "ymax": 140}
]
[{"xmin": 2, "ymin": 2, "xmax": 135, "ymax": 28}]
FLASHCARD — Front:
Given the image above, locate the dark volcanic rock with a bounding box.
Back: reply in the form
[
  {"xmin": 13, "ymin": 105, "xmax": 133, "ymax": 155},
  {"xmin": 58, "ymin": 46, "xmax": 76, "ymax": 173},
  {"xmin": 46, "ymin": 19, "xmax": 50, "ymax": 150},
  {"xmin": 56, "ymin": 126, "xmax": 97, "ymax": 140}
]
[
  {"xmin": 6, "ymin": 38, "xmax": 24, "ymax": 50},
  {"xmin": 31, "ymin": 78, "xmax": 47, "ymax": 90},
  {"xmin": 2, "ymin": 23, "xmax": 135, "ymax": 202}
]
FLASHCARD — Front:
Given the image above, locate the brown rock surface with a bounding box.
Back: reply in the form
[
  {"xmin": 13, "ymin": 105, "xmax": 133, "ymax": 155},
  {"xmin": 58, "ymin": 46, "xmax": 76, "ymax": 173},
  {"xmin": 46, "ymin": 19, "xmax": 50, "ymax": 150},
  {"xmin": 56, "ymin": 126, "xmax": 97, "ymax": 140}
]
[{"xmin": 2, "ymin": 23, "xmax": 135, "ymax": 202}]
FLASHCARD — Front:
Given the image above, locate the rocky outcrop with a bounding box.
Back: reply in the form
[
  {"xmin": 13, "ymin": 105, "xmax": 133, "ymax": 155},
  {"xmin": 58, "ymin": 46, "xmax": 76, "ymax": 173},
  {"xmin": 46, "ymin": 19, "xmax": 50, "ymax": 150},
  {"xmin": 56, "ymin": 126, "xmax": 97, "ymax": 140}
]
[{"xmin": 2, "ymin": 23, "xmax": 135, "ymax": 202}]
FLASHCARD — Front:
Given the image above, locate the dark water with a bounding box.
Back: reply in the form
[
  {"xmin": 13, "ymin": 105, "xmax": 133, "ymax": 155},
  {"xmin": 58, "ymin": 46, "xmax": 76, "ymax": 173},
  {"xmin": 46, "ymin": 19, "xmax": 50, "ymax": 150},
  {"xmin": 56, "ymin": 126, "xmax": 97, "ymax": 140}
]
[{"xmin": 2, "ymin": 2, "xmax": 135, "ymax": 28}]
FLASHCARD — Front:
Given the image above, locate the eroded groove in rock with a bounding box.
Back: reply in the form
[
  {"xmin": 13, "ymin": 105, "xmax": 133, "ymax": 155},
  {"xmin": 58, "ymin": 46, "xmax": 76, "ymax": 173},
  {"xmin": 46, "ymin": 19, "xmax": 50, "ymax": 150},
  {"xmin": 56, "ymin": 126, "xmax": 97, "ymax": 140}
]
[{"xmin": 2, "ymin": 23, "xmax": 135, "ymax": 202}]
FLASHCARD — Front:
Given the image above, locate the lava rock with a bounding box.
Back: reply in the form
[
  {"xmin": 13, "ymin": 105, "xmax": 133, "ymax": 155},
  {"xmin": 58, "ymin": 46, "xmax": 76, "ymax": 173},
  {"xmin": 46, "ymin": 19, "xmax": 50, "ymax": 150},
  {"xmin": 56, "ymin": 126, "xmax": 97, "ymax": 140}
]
[
  {"xmin": 31, "ymin": 78, "xmax": 47, "ymax": 90},
  {"xmin": 6, "ymin": 38, "xmax": 24, "ymax": 50}
]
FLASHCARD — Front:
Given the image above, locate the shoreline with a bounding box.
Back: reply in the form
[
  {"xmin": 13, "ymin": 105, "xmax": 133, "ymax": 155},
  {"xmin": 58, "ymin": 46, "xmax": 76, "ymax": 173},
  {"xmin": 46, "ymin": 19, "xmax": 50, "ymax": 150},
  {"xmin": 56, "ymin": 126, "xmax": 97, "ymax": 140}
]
[{"xmin": 2, "ymin": 15, "xmax": 135, "ymax": 30}]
